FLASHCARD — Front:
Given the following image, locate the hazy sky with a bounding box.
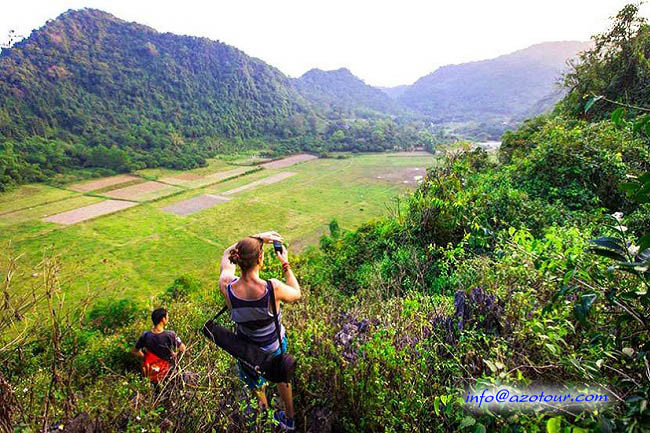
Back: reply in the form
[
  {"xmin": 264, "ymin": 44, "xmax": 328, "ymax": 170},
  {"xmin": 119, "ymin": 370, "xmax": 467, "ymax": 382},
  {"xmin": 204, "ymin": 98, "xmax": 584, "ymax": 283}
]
[{"xmin": 1, "ymin": 1, "xmax": 647, "ymax": 87}]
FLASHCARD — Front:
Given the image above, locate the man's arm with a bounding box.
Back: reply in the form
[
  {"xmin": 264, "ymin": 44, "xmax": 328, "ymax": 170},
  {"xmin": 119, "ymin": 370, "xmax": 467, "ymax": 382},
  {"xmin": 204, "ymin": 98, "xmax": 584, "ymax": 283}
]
[
  {"xmin": 132, "ymin": 334, "xmax": 145, "ymax": 359},
  {"xmin": 131, "ymin": 347, "xmax": 145, "ymax": 359},
  {"xmin": 174, "ymin": 333, "xmax": 186, "ymax": 353}
]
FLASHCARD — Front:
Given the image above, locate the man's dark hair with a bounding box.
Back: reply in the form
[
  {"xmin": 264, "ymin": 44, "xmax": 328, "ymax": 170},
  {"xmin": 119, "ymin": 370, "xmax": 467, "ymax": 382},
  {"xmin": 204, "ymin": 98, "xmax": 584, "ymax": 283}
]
[{"xmin": 151, "ymin": 308, "xmax": 168, "ymax": 326}]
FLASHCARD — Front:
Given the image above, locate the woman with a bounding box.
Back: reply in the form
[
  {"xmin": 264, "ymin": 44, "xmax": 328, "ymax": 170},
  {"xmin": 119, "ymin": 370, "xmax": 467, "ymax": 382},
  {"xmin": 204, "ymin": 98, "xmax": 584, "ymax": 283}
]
[{"xmin": 219, "ymin": 231, "xmax": 301, "ymax": 431}]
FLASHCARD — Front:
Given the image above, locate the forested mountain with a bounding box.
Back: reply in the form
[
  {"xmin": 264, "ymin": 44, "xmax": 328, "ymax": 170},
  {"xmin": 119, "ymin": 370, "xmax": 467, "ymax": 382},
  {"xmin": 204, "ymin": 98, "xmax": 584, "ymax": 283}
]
[
  {"xmin": 396, "ymin": 41, "xmax": 591, "ymax": 125},
  {"xmin": 0, "ymin": 8, "xmax": 312, "ymax": 147},
  {"xmin": 518, "ymin": 86, "xmax": 567, "ymax": 119},
  {"xmin": 0, "ymin": 9, "xmax": 431, "ymax": 190},
  {"xmin": 294, "ymin": 68, "xmax": 403, "ymax": 117}
]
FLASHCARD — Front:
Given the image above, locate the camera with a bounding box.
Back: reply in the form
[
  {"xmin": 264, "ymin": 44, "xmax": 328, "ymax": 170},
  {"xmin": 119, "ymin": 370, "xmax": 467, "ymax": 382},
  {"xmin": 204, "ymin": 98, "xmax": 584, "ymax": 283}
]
[{"xmin": 273, "ymin": 240, "xmax": 283, "ymax": 254}]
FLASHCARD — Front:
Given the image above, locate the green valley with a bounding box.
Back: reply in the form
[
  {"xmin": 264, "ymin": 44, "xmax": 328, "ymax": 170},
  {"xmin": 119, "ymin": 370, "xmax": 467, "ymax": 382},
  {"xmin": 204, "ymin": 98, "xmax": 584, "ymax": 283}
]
[{"xmin": 1, "ymin": 152, "xmax": 435, "ymax": 305}]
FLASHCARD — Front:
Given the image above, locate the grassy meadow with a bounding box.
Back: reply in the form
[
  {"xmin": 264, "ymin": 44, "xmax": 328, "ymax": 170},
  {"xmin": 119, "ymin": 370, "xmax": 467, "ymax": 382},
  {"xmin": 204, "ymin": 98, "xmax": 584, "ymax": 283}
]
[{"xmin": 0, "ymin": 152, "xmax": 435, "ymax": 308}]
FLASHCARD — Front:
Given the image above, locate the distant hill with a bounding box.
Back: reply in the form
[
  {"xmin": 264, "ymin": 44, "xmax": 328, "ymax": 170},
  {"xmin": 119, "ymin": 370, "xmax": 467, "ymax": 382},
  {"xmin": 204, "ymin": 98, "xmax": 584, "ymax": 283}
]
[
  {"xmin": 396, "ymin": 41, "xmax": 591, "ymax": 126},
  {"xmin": 519, "ymin": 86, "xmax": 568, "ymax": 120},
  {"xmin": 0, "ymin": 8, "xmax": 312, "ymax": 147},
  {"xmin": 294, "ymin": 68, "xmax": 403, "ymax": 117},
  {"xmin": 377, "ymin": 85, "xmax": 409, "ymax": 100},
  {"xmin": 0, "ymin": 9, "xmax": 589, "ymax": 146}
]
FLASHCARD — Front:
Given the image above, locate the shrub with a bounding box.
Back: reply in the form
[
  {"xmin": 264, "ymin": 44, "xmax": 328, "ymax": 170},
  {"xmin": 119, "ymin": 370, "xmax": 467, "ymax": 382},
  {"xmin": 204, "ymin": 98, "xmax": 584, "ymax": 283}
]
[
  {"xmin": 509, "ymin": 116, "xmax": 650, "ymax": 211},
  {"xmin": 75, "ymin": 332, "xmax": 137, "ymax": 376},
  {"xmin": 163, "ymin": 274, "xmax": 202, "ymax": 301},
  {"xmin": 499, "ymin": 114, "xmax": 552, "ymax": 164},
  {"xmin": 86, "ymin": 298, "xmax": 142, "ymax": 334}
]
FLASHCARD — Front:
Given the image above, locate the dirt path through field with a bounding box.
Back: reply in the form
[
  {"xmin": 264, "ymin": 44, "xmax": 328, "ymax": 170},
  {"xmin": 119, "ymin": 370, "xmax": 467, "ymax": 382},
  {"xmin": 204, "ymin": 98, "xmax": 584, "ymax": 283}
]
[
  {"xmin": 103, "ymin": 181, "xmax": 181, "ymax": 201},
  {"xmin": 161, "ymin": 194, "xmax": 231, "ymax": 216},
  {"xmin": 161, "ymin": 167, "xmax": 254, "ymax": 188},
  {"xmin": 40, "ymin": 155, "xmax": 315, "ymax": 224}
]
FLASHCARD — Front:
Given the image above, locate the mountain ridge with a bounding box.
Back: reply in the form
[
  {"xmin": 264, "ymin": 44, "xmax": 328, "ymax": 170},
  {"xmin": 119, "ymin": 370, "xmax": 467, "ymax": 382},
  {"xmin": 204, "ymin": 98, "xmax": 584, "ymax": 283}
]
[
  {"xmin": 0, "ymin": 8, "xmax": 311, "ymax": 142},
  {"xmin": 396, "ymin": 40, "xmax": 591, "ymax": 125},
  {"xmin": 1, "ymin": 9, "xmax": 590, "ymax": 139},
  {"xmin": 294, "ymin": 67, "xmax": 404, "ymax": 117}
]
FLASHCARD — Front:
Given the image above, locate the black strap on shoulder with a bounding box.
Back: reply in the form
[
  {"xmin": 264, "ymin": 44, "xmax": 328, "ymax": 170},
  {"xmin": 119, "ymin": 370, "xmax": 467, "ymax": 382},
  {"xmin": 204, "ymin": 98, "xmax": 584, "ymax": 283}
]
[
  {"xmin": 267, "ymin": 279, "xmax": 284, "ymax": 354},
  {"xmin": 212, "ymin": 305, "xmax": 228, "ymax": 321}
]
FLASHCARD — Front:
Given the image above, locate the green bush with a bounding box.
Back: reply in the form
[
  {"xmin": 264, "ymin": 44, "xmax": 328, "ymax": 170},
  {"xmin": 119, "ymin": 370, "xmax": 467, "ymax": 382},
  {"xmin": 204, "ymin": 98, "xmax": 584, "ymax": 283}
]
[
  {"xmin": 499, "ymin": 114, "xmax": 552, "ymax": 164},
  {"xmin": 163, "ymin": 274, "xmax": 202, "ymax": 301},
  {"xmin": 509, "ymin": 116, "xmax": 650, "ymax": 211},
  {"xmin": 86, "ymin": 298, "xmax": 142, "ymax": 334}
]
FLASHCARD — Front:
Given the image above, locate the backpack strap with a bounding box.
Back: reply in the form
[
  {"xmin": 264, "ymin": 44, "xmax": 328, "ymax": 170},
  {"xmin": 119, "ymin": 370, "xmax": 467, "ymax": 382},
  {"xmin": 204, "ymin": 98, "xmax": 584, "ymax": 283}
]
[
  {"xmin": 266, "ymin": 280, "xmax": 284, "ymax": 354},
  {"xmin": 212, "ymin": 305, "xmax": 228, "ymax": 321}
]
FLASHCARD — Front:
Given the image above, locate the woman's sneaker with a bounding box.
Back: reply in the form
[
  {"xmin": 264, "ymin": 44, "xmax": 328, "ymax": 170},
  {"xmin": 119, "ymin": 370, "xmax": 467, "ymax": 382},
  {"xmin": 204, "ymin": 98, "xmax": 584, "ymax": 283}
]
[{"xmin": 273, "ymin": 410, "xmax": 295, "ymax": 431}]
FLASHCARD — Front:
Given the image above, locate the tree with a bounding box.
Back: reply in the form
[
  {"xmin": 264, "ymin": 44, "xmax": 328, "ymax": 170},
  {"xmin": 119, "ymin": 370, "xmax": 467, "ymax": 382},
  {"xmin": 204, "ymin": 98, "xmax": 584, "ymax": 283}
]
[
  {"xmin": 563, "ymin": 3, "xmax": 650, "ymax": 118},
  {"xmin": 331, "ymin": 129, "xmax": 345, "ymax": 142}
]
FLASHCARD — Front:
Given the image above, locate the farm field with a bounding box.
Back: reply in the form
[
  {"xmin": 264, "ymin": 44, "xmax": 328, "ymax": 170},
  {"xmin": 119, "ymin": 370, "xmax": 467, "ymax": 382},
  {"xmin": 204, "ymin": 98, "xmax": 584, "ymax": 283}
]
[{"xmin": 0, "ymin": 152, "xmax": 435, "ymax": 307}]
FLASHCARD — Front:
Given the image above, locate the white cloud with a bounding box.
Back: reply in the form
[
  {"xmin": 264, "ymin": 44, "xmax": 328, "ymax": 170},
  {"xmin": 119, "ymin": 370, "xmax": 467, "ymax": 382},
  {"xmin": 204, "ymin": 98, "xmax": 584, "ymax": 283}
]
[{"xmin": 1, "ymin": 0, "xmax": 647, "ymax": 86}]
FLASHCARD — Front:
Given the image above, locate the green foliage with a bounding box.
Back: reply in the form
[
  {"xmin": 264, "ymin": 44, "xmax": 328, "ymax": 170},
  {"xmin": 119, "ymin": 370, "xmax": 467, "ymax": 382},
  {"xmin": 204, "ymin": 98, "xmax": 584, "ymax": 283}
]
[
  {"xmin": 588, "ymin": 172, "xmax": 650, "ymax": 336},
  {"xmin": 0, "ymin": 9, "xmax": 308, "ymax": 142},
  {"xmin": 328, "ymin": 218, "xmax": 340, "ymax": 238},
  {"xmin": 295, "ymin": 67, "xmax": 403, "ymax": 117},
  {"xmin": 86, "ymin": 297, "xmax": 142, "ymax": 334},
  {"xmin": 163, "ymin": 274, "xmax": 202, "ymax": 301},
  {"xmin": 86, "ymin": 145, "xmax": 133, "ymax": 172},
  {"xmin": 619, "ymin": 171, "xmax": 650, "ymax": 205},
  {"xmin": 563, "ymin": 4, "xmax": 650, "ymax": 119},
  {"xmin": 499, "ymin": 114, "xmax": 551, "ymax": 164},
  {"xmin": 504, "ymin": 115, "xmax": 650, "ymax": 211},
  {"xmin": 331, "ymin": 129, "xmax": 345, "ymax": 142},
  {"xmin": 309, "ymin": 122, "xmax": 650, "ymax": 430}
]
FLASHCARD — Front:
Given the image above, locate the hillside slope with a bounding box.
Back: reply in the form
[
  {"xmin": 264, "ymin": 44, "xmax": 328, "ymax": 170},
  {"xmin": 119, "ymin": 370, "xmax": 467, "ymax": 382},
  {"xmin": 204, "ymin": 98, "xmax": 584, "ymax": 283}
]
[
  {"xmin": 0, "ymin": 8, "xmax": 311, "ymax": 145},
  {"xmin": 378, "ymin": 84, "xmax": 409, "ymax": 99},
  {"xmin": 397, "ymin": 41, "xmax": 591, "ymax": 123},
  {"xmin": 294, "ymin": 67, "xmax": 403, "ymax": 117}
]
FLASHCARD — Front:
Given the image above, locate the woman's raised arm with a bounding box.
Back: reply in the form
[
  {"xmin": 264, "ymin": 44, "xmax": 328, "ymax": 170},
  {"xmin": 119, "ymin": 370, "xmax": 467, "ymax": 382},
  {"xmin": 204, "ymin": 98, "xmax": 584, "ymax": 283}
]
[
  {"xmin": 272, "ymin": 244, "xmax": 301, "ymax": 303},
  {"xmin": 218, "ymin": 242, "xmax": 238, "ymax": 304}
]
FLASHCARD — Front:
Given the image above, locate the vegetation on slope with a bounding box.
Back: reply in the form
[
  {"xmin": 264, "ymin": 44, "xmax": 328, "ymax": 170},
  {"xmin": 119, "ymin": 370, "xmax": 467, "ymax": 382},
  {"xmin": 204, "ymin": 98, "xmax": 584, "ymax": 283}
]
[
  {"xmin": 1, "ymin": 4, "xmax": 650, "ymax": 433},
  {"xmin": 0, "ymin": 8, "xmax": 596, "ymax": 191},
  {"xmin": 0, "ymin": 9, "xmax": 309, "ymax": 140},
  {"xmin": 294, "ymin": 68, "xmax": 405, "ymax": 118}
]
